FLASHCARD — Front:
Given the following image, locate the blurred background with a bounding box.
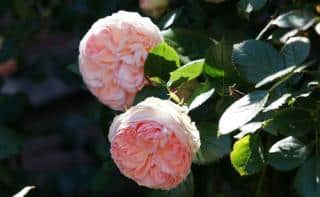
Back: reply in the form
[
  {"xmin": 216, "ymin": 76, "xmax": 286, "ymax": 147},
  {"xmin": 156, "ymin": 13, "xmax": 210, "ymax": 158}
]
[{"xmin": 0, "ymin": 0, "xmax": 312, "ymax": 196}]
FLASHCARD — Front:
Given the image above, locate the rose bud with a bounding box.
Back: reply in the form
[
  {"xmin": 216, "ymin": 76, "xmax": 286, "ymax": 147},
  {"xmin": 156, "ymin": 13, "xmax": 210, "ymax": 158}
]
[
  {"xmin": 109, "ymin": 97, "xmax": 200, "ymax": 190},
  {"xmin": 79, "ymin": 11, "xmax": 162, "ymax": 111},
  {"xmin": 139, "ymin": 0, "xmax": 169, "ymax": 18}
]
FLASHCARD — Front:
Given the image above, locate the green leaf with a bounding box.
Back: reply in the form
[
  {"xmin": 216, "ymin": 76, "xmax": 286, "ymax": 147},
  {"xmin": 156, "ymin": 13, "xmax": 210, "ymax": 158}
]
[
  {"xmin": 255, "ymin": 65, "xmax": 296, "ymax": 88},
  {"xmin": 218, "ymin": 90, "xmax": 269, "ymax": 135},
  {"xmin": 263, "ymin": 93, "xmax": 291, "ymax": 112},
  {"xmin": 268, "ymin": 136, "xmax": 310, "ymax": 171},
  {"xmin": 266, "ymin": 108, "xmax": 315, "ymax": 137},
  {"xmin": 148, "ymin": 172, "xmax": 194, "ymax": 197},
  {"xmin": 194, "ymin": 122, "xmax": 231, "ymax": 165},
  {"xmin": 188, "ymin": 88, "xmax": 215, "ymax": 111},
  {"xmin": 272, "ymin": 11, "xmax": 315, "ymax": 29},
  {"xmin": 294, "ymin": 156, "xmax": 320, "ymax": 197},
  {"xmin": 281, "ymin": 37, "xmax": 310, "ymax": 67},
  {"xmin": 255, "ymin": 61, "xmax": 312, "ymax": 88},
  {"xmin": 162, "ymin": 28, "xmax": 211, "ymax": 62},
  {"xmin": 13, "ymin": 186, "xmax": 35, "ymax": 197},
  {"xmin": 204, "ymin": 40, "xmax": 238, "ymax": 94},
  {"xmin": 0, "ymin": 126, "xmax": 21, "ymax": 160},
  {"xmin": 234, "ymin": 122, "xmax": 263, "ymax": 139},
  {"xmin": 230, "ymin": 134, "xmax": 264, "ymax": 176},
  {"xmin": 238, "ymin": 0, "xmax": 267, "ymax": 13},
  {"xmin": 134, "ymin": 86, "xmax": 168, "ymax": 105},
  {"xmin": 232, "ymin": 39, "xmax": 284, "ymax": 84},
  {"xmin": 168, "ymin": 59, "xmax": 204, "ymax": 87},
  {"xmin": 144, "ymin": 42, "xmax": 180, "ymax": 81}
]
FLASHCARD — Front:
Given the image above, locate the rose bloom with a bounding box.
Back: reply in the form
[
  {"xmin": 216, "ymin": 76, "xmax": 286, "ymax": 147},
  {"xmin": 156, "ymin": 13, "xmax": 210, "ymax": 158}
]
[
  {"xmin": 0, "ymin": 59, "xmax": 17, "ymax": 77},
  {"xmin": 79, "ymin": 11, "xmax": 162, "ymax": 111},
  {"xmin": 109, "ymin": 97, "xmax": 200, "ymax": 190},
  {"xmin": 140, "ymin": 0, "xmax": 169, "ymax": 18}
]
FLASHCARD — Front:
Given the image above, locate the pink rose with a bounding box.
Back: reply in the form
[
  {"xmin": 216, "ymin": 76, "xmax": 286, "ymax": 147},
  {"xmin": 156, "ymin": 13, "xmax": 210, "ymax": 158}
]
[
  {"xmin": 109, "ymin": 97, "xmax": 200, "ymax": 190},
  {"xmin": 79, "ymin": 11, "xmax": 162, "ymax": 111},
  {"xmin": 140, "ymin": 0, "xmax": 169, "ymax": 18}
]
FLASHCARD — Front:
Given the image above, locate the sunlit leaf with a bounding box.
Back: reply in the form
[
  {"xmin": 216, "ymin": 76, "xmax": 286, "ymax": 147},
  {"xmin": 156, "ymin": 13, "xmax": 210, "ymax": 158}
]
[
  {"xmin": 168, "ymin": 59, "xmax": 204, "ymax": 87},
  {"xmin": 145, "ymin": 42, "xmax": 180, "ymax": 81},
  {"xmin": 230, "ymin": 134, "xmax": 264, "ymax": 176},
  {"xmin": 272, "ymin": 11, "xmax": 315, "ymax": 29},
  {"xmin": 13, "ymin": 186, "xmax": 35, "ymax": 197},
  {"xmin": 234, "ymin": 122, "xmax": 263, "ymax": 139},
  {"xmin": 218, "ymin": 90, "xmax": 269, "ymax": 135},
  {"xmin": 188, "ymin": 88, "xmax": 215, "ymax": 111}
]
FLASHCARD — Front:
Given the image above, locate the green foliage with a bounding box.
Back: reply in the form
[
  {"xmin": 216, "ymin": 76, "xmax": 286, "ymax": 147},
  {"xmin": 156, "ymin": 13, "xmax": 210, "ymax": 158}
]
[
  {"xmin": 281, "ymin": 37, "xmax": 310, "ymax": 67},
  {"xmin": 294, "ymin": 156, "xmax": 320, "ymax": 197},
  {"xmin": 218, "ymin": 91, "xmax": 269, "ymax": 135},
  {"xmin": 163, "ymin": 28, "xmax": 211, "ymax": 62},
  {"xmin": 230, "ymin": 134, "xmax": 264, "ymax": 176},
  {"xmin": 204, "ymin": 39, "xmax": 239, "ymax": 94},
  {"xmin": 168, "ymin": 59, "xmax": 204, "ymax": 87},
  {"xmin": 188, "ymin": 88, "xmax": 215, "ymax": 111},
  {"xmin": 144, "ymin": 42, "xmax": 180, "ymax": 82},
  {"xmin": 266, "ymin": 108, "xmax": 316, "ymax": 136},
  {"xmin": 194, "ymin": 122, "xmax": 231, "ymax": 164},
  {"xmin": 232, "ymin": 39, "xmax": 285, "ymax": 84},
  {"xmin": 271, "ymin": 10, "xmax": 315, "ymax": 29},
  {"xmin": 267, "ymin": 136, "xmax": 310, "ymax": 171}
]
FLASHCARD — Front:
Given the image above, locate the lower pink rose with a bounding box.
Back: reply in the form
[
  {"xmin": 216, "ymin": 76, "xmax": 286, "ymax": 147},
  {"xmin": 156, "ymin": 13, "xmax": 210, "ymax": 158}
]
[{"xmin": 109, "ymin": 97, "xmax": 200, "ymax": 190}]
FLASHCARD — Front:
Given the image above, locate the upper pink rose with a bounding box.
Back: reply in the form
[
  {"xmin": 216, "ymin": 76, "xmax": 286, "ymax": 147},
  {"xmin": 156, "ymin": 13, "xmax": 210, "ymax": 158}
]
[
  {"xmin": 79, "ymin": 11, "xmax": 162, "ymax": 111},
  {"xmin": 140, "ymin": 0, "xmax": 169, "ymax": 18},
  {"xmin": 109, "ymin": 97, "xmax": 200, "ymax": 190}
]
